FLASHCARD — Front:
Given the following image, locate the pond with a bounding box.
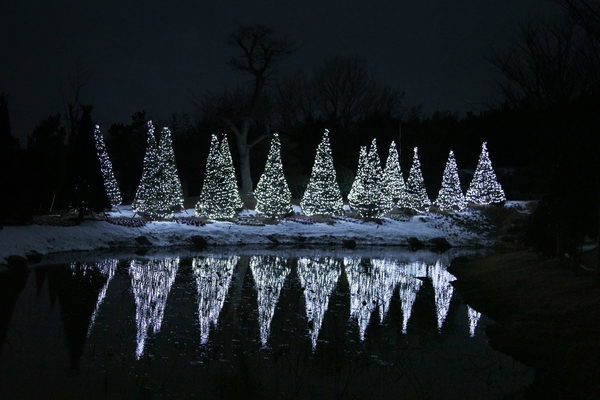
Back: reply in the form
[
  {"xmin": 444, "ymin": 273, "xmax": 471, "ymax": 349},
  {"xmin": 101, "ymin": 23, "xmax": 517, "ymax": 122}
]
[{"xmin": 0, "ymin": 248, "xmax": 532, "ymax": 399}]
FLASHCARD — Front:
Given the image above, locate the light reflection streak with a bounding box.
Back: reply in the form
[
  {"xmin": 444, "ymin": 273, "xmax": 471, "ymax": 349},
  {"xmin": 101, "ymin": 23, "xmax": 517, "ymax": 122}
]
[
  {"xmin": 344, "ymin": 258, "xmax": 401, "ymax": 341},
  {"xmin": 428, "ymin": 261, "xmax": 456, "ymax": 331},
  {"xmin": 192, "ymin": 256, "xmax": 239, "ymax": 345},
  {"xmin": 70, "ymin": 259, "xmax": 118, "ymax": 337},
  {"xmin": 468, "ymin": 305, "xmax": 482, "ymax": 337},
  {"xmin": 297, "ymin": 257, "xmax": 341, "ymax": 351},
  {"xmin": 129, "ymin": 258, "xmax": 179, "ymax": 359},
  {"xmin": 398, "ymin": 261, "xmax": 428, "ymax": 334},
  {"xmin": 250, "ymin": 256, "xmax": 291, "ymax": 347}
]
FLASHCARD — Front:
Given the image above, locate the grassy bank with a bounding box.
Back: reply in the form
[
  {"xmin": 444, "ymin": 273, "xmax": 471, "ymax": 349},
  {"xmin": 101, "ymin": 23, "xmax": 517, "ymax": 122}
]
[{"xmin": 448, "ymin": 250, "xmax": 600, "ymax": 399}]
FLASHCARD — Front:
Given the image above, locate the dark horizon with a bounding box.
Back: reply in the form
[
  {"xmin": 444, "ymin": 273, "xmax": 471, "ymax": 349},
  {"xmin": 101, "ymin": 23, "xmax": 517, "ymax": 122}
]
[{"xmin": 1, "ymin": 0, "xmax": 561, "ymax": 144}]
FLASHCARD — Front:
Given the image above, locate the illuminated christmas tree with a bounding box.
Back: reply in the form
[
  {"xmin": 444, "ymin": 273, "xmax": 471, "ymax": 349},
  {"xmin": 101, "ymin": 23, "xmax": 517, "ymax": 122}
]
[
  {"xmin": 466, "ymin": 142, "xmax": 506, "ymax": 205},
  {"xmin": 94, "ymin": 125, "xmax": 122, "ymax": 209},
  {"xmin": 254, "ymin": 133, "xmax": 294, "ymax": 217},
  {"xmin": 382, "ymin": 141, "xmax": 408, "ymax": 209},
  {"xmin": 405, "ymin": 147, "xmax": 431, "ymax": 211},
  {"xmin": 195, "ymin": 134, "xmax": 243, "ymax": 219},
  {"xmin": 347, "ymin": 146, "xmax": 368, "ymax": 211},
  {"xmin": 158, "ymin": 127, "xmax": 184, "ymax": 212},
  {"xmin": 348, "ymin": 139, "xmax": 390, "ymax": 217},
  {"xmin": 132, "ymin": 121, "xmax": 184, "ymax": 219},
  {"xmin": 300, "ymin": 129, "xmax": 344, "ymax": 216},
  {"xmin": 133, "ymin": 121, "xmax": 172, "ymax": 219},
  {"xmin": 435, "ymin": 150, "xmax": 467, "ymax": 211}
]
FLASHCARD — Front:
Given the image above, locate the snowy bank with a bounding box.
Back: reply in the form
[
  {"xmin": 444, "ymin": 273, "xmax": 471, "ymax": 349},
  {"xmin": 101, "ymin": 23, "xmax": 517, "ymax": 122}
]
[{"xmin": 0, "ymin": 205, "xmax": 503, "ymax": 265}]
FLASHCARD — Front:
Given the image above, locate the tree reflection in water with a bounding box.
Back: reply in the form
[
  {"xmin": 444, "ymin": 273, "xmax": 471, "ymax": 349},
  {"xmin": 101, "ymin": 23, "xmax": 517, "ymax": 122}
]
[
  {"xmin": 398, "ymin": 261, "xmax": 427, "ymax": 334},
  {"xmin": 0, "ymin": 252, "xmax": 533, "ymax": 400},
  {"xmin": 192, "ymin": 256, "xmax": 239, "ymax": 344},
  {"xmin": 344, "ymin": 257, "xmax": 402, "ymax": 341},
  {"xmin": 468, "ymin": 305, "xmax": 482, "ymax": 337},
  {"xmin": 69, "ymin": 259, "xmax": 118, "ymax": 337},
  {"xmin": 297, "ymin": 257, "xmax": 341, "ymax": 351},
  {"xmin": 129, "ymin": 257, "xmax": 179, "ymax": 359},
  {"xmin": 429, "ymin": 260, "xmax": 456, "ymax": 331},
  {"xmin": 249, "ymin": 256, "xmax": 291, "ymax": 347}
]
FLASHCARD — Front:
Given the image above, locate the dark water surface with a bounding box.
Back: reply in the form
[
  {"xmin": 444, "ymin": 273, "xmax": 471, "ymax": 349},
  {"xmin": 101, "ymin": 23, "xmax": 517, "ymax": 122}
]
[{"xmin": 0, "ymin": 248, "xmax": 532, "ymax": 399}]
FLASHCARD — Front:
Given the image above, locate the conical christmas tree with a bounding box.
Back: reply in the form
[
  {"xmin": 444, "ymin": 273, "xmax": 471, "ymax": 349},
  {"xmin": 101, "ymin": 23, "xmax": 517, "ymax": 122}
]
[
  {"xmin": 254, "ymin": 133, "xmax": 294, "ymax": 217},
  {"xmin": 465, "ymin": 142, "xmax": 506, "ymax": 205},
  {"xmin": 133, "ymin": 121, "xmax": 171, "ymax": 219},
  {"xmin": 195, "ymin": 134, "xmax": 243, "ymax": 219},
  {"xmin": 93, "ymin": 125, "xmax": 122, "ymax": 209},
  {"xmin": 348, "ymin": 146, "xmax": 368, "ymax": 213},
  {"xmin": 348, "ymin": 139, "xmax": 389, "ymax": 217},
  {"xmin": 133, "ymin": 121, "xmax": 180, "ymax": 219},
  {"xmin": 382, "ymin": 141, "xmax": 408, "ymax": 209},
  {"xmin": 158, "ymin": 127, "xmax": 185, "ymax": 213},
  {"xmin": 220, "ymin": 134, "xmax": 244, "ymax": 210},
  {"xmin": 435, "ymin": 150, "xmax": 467, "ymax": 211},
  {"xmin": 300, "ymin": 129, "xmax": 344, "ymax": 216},
  {"xmin": 405, "ymin": 147, "xmax": 431, "ymax": 212}
]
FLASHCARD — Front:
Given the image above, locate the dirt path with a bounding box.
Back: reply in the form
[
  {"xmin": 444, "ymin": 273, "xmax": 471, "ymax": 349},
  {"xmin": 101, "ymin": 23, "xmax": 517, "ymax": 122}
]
[{"xmin": 448, "ymin": 250, "xmax": 600, "ymax": 399}]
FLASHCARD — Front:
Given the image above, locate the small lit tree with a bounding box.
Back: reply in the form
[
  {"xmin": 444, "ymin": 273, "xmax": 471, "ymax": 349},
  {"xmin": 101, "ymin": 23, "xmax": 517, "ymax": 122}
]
[
  {"xmin": 466, "ymin": 142, "xmax": 506, "ymax": 205},
  {"xmin": 435, "ymin": 150, "xmax": 467, "ymax": 211},
  {"xmin": 254, "ymin": 133, "xmax": 294, "ymax": 217},
  {"xmin": 405, "ymin": 147, "xmax": 430, "ymax": 212},
  {"xmin": 94, "ymin": 125, "xmax": 122, "ymax": 210},
  {"xmin": 300, "ymin": 129, "xmax": 344, "ymax": 216},
  {"xmin": 158, "ymin": 127, "xmax": 185, "ymax": 212},
  {"xmin": 348, "ymin": 146, "xmax": 368, "ymax": 213},
  {"xmin": 220, "ymin": 134, "xmax": 244, "ymax": 210},
  {"xmin": 195, "ymin": 134, "xmax": 243, "ymax": 219}
]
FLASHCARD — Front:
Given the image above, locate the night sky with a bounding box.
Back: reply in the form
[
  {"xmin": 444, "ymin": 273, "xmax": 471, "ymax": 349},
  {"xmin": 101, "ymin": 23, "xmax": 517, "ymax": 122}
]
[{"xmin": 1, "ymin": 0, "xmax": 560, "ymax": 143}]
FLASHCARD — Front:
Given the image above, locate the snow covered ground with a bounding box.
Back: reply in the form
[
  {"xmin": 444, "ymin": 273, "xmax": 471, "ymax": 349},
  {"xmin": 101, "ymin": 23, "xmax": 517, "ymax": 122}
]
[{"xmin": 0, "ymin": 203, "xmax": 521, "ymax": 266}]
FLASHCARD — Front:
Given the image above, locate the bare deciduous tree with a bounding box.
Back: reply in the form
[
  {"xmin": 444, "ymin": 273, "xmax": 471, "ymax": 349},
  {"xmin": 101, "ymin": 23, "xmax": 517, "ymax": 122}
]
[
  {"xmin": 556, "ymin": 0, "xmax": 600, "ymax": 39},
  {"xmin": 312, "ymin": 55, "xmax": 404, "ymax": 130},
  {"xmin": 195, "ymin": 23, "xmax": 298, "ymax": 198},
  {"xmin": 60, "ymin": 61, "xmax": 93, "ymax": 142},
  {"xmin": 487, "ymin": 14, "xmax": 600, "ymax": 110}
]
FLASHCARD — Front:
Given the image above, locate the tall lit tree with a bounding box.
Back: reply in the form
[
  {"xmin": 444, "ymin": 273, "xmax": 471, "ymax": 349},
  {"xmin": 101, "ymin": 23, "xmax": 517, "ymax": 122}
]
[
  {"xmin": 254, "ymin": 133, "xmax": 294, "ymax": 217},
  {"xmin": 300, "ymin": 129, "xmax": 344, "ymax": 216},
  {"xmin": 158, "ymin": 127, "xmax": 185, "ymax": 212},
  {"xmin": 195, "ymin": 134, "xmax": 243, "ymax": 219},
  {"xmin": 382, "ymin": 141, "xmax": 408, "ymax": 209},
  {"xmin": 465, "ymin": 142, "xmax": 506, "ymax": 205},
  {"xmin": 132, "ymin": 121, "xmax": 157, "ymax": 216},
  {"xmin": 435, "ymin": 150, "xmax": 467, "ymax": 211},
  {"xmin": 348, "ymin": 139, "xmax": 390, "ymax": 217},
  {"xmin": 94, "ymin": 125, "xmax": 122, "ymax": 210},
  {"xmin": 133, "ymin": 121, "xmax": 173, "ymax": 219},
  {"xmin": 405, "ymin": 147, "xmax": 431, "ymax": 212}
]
